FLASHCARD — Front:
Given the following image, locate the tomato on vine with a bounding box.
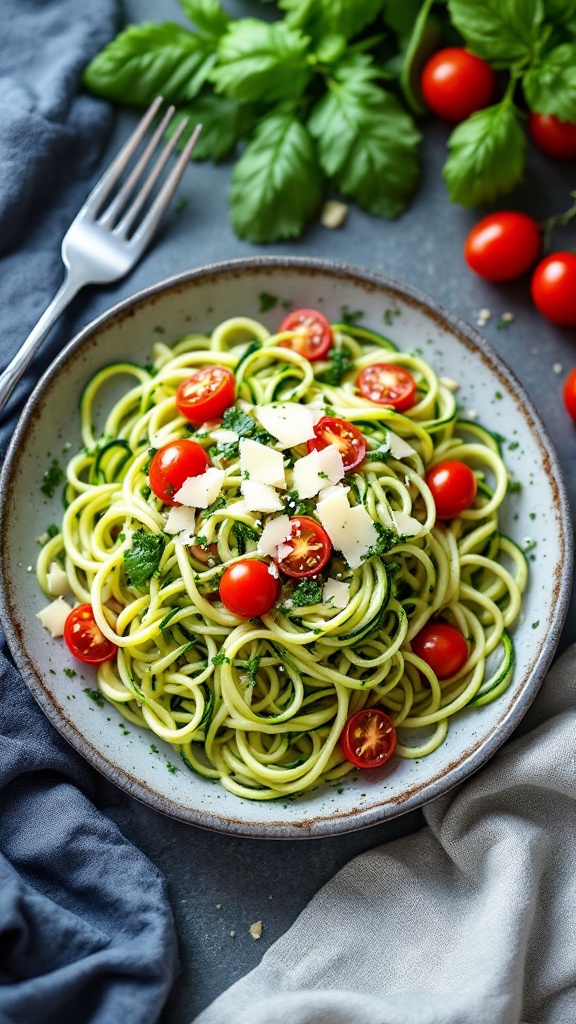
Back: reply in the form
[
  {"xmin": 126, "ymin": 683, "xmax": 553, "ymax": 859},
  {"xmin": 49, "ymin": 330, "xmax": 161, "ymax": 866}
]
[
  {"xmin": 421, "ymin": 48, "xmax": 496, "ymax": 123},
  {"xmin": 529, "ymin": 113, "xmax": 576, "ymax": 160},
  {"xmin": 464, "ymin": 212, "xmax": 541, "ymax": 282},
  {"xmin": 531, "ymin": 253, "xmax": 576, "ymax": 326}
]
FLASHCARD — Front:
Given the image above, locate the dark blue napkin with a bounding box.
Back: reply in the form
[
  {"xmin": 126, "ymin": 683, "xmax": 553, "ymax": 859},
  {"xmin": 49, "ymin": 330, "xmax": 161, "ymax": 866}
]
[{"xmin": 0, "ymin": 2, "xmax": 178, "ymax": 1021}]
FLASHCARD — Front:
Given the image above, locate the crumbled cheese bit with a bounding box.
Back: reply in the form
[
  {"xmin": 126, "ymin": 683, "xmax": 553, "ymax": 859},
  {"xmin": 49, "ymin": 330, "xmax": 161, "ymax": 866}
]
[
  {"xmin": 479, "ymin": 308, "xmax": 491, "ymax": 320},
  {"xmin": 292, "ymin": 446, "xmax": 344, "ymax": 498},
  {"xmin": 255, "ymin": 403, "xmax": 316, "ymax": 449},
  {"xmin": 553, "ymin": 363, "xmax": 563, "ymax": 374},
  {"xmin": 241, "ymin": 480, "xmax": 284, "ymax": 513},
  {"xmin": 164, "ymin": 505, "xmax": 197, "ymax": 535},
  {"xmin": 258, "ymin": 515, "xmax": 292, "ymax": 557},
  {"xmin": 46, "ymin": 562, "xmax": 70, "ymax": 597},
  {"xmin": 174, "ymin": 467, "xmax": 225, "ymax": 509},
  {"xmin": 240, "ymin": 437, "xmax": 286, "ymax": 489},
  {"xmin": 322, "ymin": 578, "xmax": 350, "ymax": 608},
  {"xmin": 229, "ymin": 930, "xmax": 236, "ymax": 938},
  {"xmin": 37, "ymin": 597, "xmax": 73, "ymax": 637},
  {"xmin": 392, "ymin": 510, "xmax": 422, "ymax": 536},
  {"xmin": 268, "ymin": 562, "xmax": 279, "ymax": 579},
  {"xmin": 316, "ymin": 490, "xmax": 378, "ymax": 569},
  {"xmin": 320, "ymin": 200, "xmax": 348, "ymax": 229},
  {"xmin": 387, "ymin": 431, "xmax": 416, "ymax": 460},
  {"xmin": 439, "ymin": 377, "xmax": 459, "ymax": 392},
  {"xmin": 501, "ymin": 311, "xmax": 514, "ymax": 322},
  {"xmin": 249, "ymin": 921, "xmax": 263, "ymax": 940},
  {"xmin": 467, "ymin": 409, "xmax": 478, "ymax": 421}
]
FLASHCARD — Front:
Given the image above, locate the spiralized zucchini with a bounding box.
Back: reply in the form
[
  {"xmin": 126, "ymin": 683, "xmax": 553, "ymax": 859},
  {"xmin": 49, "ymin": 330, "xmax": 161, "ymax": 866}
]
[{"xmin": 37, "ymin": 316, "xmax": 527, "ymax": 801}]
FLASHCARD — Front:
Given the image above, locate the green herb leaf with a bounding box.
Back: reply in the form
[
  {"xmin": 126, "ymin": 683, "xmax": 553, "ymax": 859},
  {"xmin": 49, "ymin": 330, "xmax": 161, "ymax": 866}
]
[
  {"xmin": 523, "ymin": 44, "xmax": 576, "ymax": 121},
  {"xmin": 284, "ymin": 490, "xmax": 317, "ymax": 516},
  {"xmin": 41, "ymin": 459, "xmax": 65, "ymax": 498},
  {"xmin": 83, "ymin": 22, "xmax": 216, "ymax": 105},
  {"xmin": 317, "ymin": 345, "xmax": 354, "ymax": 385},
  {"xmin": 180, "ymin": 0, "xmax": 230, "ymax": 36},
  {"xmin": 221, "ymin": 406, "xmax": 257, "ymax": 436},
  {"xmin": 124, "ymin": 530, "xmax": 165, "ymax": 588},
  {"xmin": 361, "ymin": 522, "xmax": 398, "ymax": 560},
  {"xmin": 230, "ymin": 110, "xmax": 323, "ymax": 242},
  {"xmin": 443, "ymin": 102, "xmax": 526, "ymax": 206},
  {"xmin": 199, "ymin": 495, "xmax": 227, "ymax": 520},
  {"xmin": 211, "ymin": 19, "xmax": 312, "ymax": 104},
  {"xmin": 245, "ymin": 654, "xmax": 263, "ymax": 682},
  {"xmin": 280, "ymin": 0, "xmax": 384, "ymax": 41},
  {"xmin": 165, "ymin": 95, "xmax": 258, "ymax": 162},
  {"xmin": 232, "ymin": 521, "xmax": 260, "ymax": 555},
  {"xmin": 308, "ymin": 61, "xmax": 421, "ymax": 218},
  {"xmin": 447, "ymin": 0, "xmax": 545, "ymax": 68},
  {"xmin": 291, "ymin": 578, "xmax": 323, "ymax": 606}
]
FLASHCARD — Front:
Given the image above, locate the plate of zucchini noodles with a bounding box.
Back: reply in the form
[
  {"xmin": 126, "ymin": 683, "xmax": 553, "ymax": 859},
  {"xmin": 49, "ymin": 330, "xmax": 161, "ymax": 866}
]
[{"xmin": 0, "ymin": 257, "xmax": 571, "ymax": 837}]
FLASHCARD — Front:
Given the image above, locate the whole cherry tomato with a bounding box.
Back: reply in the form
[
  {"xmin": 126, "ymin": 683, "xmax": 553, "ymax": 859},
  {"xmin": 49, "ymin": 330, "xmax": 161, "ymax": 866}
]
[
  {"xmin": 411, "ymin": 622, "xmax": 468, "ymax": 679},
  {"xmin": 219, "ymin": 559, "xmax": 279, "ymax": 618},
  {"xmin": 464, "ymin": 212, "xmax": 541, "ymax": 282},
  {"xmin": 528, "ymin": 112, "xmax": 576, "ymax": 160},
  {"xmin": 425, "ymin": 460, "xmax": 477, "ymax": 519},
  {"xmin": 357, "ymin": 363, "xmax": 417, "ymax": 412},
  {"xmin": 277, "ymin": 309, "xmax": 333, "ymax": 362},
  {"xmin": 340, "ymin": 708, "xmax": 396, "ymax": 769},
  {"xmin": 175, "ymin": 366, "xmax": 235, "ymax": 426},
  {"xmin": 64, "ymin": 604, "xmax": 117, "ymax": 664},
  {"xmin": 563, "ymin": 369, "xmax": 576, "ymax": 422},
  {"xmin": 148, "ymin": 439, "xmax": 211, "ymax": 506},
  {"xmin": 421, "ymin": 48, "xmax": 496, "ymax": 123},
  {"xmin": 307, "ymin": 416, "xmax": 367, "ymax": 472},
  {"xmin": 275, "ymin": 516, "xmax": 332, "ymax": 578},
  {"xmin": 531, "ymin": 253, "xmax": 576, "ymax": 326}
]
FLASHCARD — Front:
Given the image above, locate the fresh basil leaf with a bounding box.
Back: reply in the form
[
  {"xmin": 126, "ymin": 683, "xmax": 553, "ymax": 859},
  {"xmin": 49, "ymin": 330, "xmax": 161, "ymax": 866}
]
[
  {"xmin": 165, "ymin": 96, "xmax": 257, "ymax": 162},
  {"xmin": 447, "ymin": 0, "xmax": 545, "ymax": 67},
  {"xmin": 230, "ymin": 111, "xmax": 323, "ymax": 242},
  {"xmin": 314, "ymin": 33, "xmax": 348, "ymax": 64},
  {"xmin": 124, "ymin": 530, "xmax": 165, "ymax": 589},
  {"xmin": 308, "ymin": 63, "xmax": 421, "ymax": 218},
  {"xmin": 523, "ymin": 44, "xmax": 576, "ymax": 121},
  {"xmin": 210, "ymin": 19, "xmax": 312, "ymax": 104},
  {"xmin": 443, "ymin": 102, "xmax": 526, "ymax": 206},
  {"xmin": 179, "ymin": 0, "xmax": 230, "ymax": 36},
  {"xmin": 83, "ymin": 23, "xmax": 215, "ymax": 105},
  {"xmin": 399, "ymin": 0, "xmax": 443, "ymax": 115},
  {"xmin": 280, "ymin": 0, "xmax": 385, "ymax": 41}
]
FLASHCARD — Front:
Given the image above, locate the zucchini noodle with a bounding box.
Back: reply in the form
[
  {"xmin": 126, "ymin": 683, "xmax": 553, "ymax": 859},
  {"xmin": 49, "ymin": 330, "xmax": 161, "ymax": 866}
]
[{"xmin": 37, "ymin": 316, "xmax": 528, "ymax": 801}]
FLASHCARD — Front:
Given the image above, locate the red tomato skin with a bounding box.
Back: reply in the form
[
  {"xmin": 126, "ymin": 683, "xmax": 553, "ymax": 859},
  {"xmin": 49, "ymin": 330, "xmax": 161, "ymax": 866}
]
[
  {"xmin": 277, "ymin": 309, "xmax": 333, "ymax": 362},
  {"xmin": 464, "ymin": 212, "xmax": 541, "ymax": 282},
  {"xmin": 563, "ymin": 369, "xmax": 576, "ymax": 422},
  {"xmin": 63, "ymin": 604, "xmax": 117, "ymax": 664},
  {"xmin": 357, "ymin": 363, "xmax": 417, "ymax": 412},
  {"xmin": 219, "ymin": 560, "xmax": 279, "ymax": 618},
  {"xmin": 148, "ymin": 440, "xmax": 211, "ymax": 506},
  {"xmin": 340, "ymin": 708, "xmax": 396, "ymax": 769},
  {"xmin": 421, "ymin": 48, "xmax": 496, "ymax": 123},
  {"xmin": 529, "ymin": 113, "xmax": 576, "ymax": 160},
  {"xmin": 531, "ymin": 253, "xmax": 576, "ymax": 326},
  {"xmin": 411, "ymin": 622, "xmax": 468, "ymax": 679},
  {"xmin": 425, "ymin": 460, "xmax": 477, "ymax": 519},
  {"xmin": 307, "ymin": 416, "xmax": 367, "ymax": 472},
  {"xmin": 175, "ymin": 366, "xmax": 235, "ymax": 427},
  {"xmin": 275, "ymin": 516, "xmax": 332, "ymax": 578}
]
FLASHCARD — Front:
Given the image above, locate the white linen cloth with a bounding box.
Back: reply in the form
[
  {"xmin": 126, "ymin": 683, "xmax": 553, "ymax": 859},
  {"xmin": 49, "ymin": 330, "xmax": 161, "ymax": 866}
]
[{"xmin": 194, "ymin": 646, "xmax": 576, "ymax": 1024}]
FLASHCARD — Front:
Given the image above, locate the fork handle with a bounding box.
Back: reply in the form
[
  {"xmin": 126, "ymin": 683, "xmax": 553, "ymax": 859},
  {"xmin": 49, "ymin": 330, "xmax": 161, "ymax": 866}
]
[{"xmin": 0, "ymin": 271, "xmax": 84, "ymax": 419}]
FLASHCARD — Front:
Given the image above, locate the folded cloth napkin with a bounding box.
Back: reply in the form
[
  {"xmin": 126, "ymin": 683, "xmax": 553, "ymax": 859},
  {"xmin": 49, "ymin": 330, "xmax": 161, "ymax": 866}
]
[
  {"xmin": 194, "ymin": 646, "xmax": 576, "ymax": 1024},
  {"xmin": 0, "ymin": 2, "xmax": 178, "ymax": 1022}
]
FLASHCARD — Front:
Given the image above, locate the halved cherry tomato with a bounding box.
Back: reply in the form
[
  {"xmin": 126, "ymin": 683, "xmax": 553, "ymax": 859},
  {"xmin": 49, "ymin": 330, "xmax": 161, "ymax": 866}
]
[
  {"xmin": 63, "ymin": 604, "xmax": 117, "ymax": 664},
  {"xmin": 563, "ymin": 368, "xmax": 576, "ymax": 422},
  {"xmin": 531, "ymin": 252, "xmax": 576, "ymax": 326},
  {"xmin": 357, "ymin": 363, "xmax": 417, "ymax": 412},
  {"xmin": 411, "ymin": 621, "xmax": 468, "ymax": 679},
  {"xmin": 277, "ymin": 309, "xmax": 333, "ymax": 362},
  {"xmin": 148, "ymin": 439, "xmax": 210, "ymax": 506},
  {"xmin": 275, "ymin": 516, "xmax": 331, "ymax": 578},
  {"xmin": 175, "ymin": 366, "xmax": 235, "ymax": 427},
  {"xmin": 307, "ymin": 416, "xmax": 366, "ymax": 472},
  {"xmin": 421, "ymin": 48, "xmax": 496, "ymax": 123},
  {"xmin": 341, "ymin": 708, "xmax": 396, "ymax": 769},
  {"xmin": 425, "ymin": 460, "xmax": 477, "ymax": 519},
  {"xmin": 219, "ymin": 559, "xmax": 279, "ymax": 618},
  {"xmin": 529, "ymin": 112, "xmax": 576, "ymax": 160},
  {"xmin": 464, "ymin": 212, "xmax": 541, "ymax": 282}
]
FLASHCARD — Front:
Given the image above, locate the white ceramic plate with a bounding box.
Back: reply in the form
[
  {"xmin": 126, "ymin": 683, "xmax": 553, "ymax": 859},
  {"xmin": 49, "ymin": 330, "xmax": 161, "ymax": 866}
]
[{"xmin": 0, "ymin": 258, "xmax": 572, "ymax": 838}]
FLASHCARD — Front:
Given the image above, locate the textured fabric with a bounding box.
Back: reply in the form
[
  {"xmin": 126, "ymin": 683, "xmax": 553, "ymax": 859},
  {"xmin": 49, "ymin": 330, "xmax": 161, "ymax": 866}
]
[
  {"xmin": 194, "ymin": 647, "xmax": 576, "ymax": 1024},
  {"xmin": 0, "ymin": 2, "xmax": 178, "ymax": 1022}
]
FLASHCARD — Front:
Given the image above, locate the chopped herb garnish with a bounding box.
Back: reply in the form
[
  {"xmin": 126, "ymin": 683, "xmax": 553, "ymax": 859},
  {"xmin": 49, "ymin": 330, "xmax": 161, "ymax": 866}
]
[
  {"xmin": 365, "ymin": 442, "xmax": 392, "ymax": 463},
  {"xmin": 41, "ymin": 459, "xmax": 65, "ymax": 497},
  {"xmin": 508, "ymin": 480, "xmax": 522, "ymax": 493},
  {"xmin": 63, "ymin": 667, "xmax": 76, "ymax": 678},
  {"xmin": 232, "ymin": 521, "xmax": 260, "ymax": 555},
  {"xmin": 361, "ymin": 522, "xmax": 399, "ymax": 560},
  {"xmin": 291, "ymin": 579, "xmax": 323, "ymax": 607},
  {"xmin": 317, "ymin": 345, "xmax": 354, "ymax": 386},
  {"xmin": 284, "ymin": 490, "xmax": 316, "ymax": 516},
  {"xmin": 245, "ymin": 654, "xmax": 263, "ymax": 683},
  {"xmin": 259, "ymin": 292, "xmax": 278, "ymax": 312},
  {"xmin": 222, "ymin": 406, "xmax": 256, "ymax": 437},
  {"xmin": 150, "ymin": 744, "xmax": 159, "ymax": 753},
  {"xmin": 47, "ymin": 523, "xmax": 60, "ymax": 538},
  {"xmin": 200, "ymin": 495, "xmax": 226, "ymax": 520},
  {"xmin": 212, "ymin": 651, "xmax": 230, "ymax": 666},
  {"xmin": 124, "ymin": 529, "xmax": 165, "ymax": 588},
  {"xmin": 84, "ymin": 687, "xmax": 105, "ymax": 707},
  {"xmin": 340, "ymin": 305, "xmax": 364, "ymax": 326}
]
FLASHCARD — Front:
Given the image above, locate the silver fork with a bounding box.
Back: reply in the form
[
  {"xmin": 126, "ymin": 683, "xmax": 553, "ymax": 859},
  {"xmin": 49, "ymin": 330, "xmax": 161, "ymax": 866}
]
[{"xmin": 0, "ymin": 96, "xmax": 201, "ymax": 417}]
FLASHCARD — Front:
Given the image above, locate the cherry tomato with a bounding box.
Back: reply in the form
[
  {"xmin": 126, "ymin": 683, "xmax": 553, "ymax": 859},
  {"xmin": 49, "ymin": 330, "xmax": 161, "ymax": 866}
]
[
  {"xmin": 175, "ymin": 366, "xmax": 235, "ymax": 427},
  {"xmin": 341, "ymin": 708, "xmax": 396, "ymax": 769},
  {"xmin": 411, "ymin": 621, "xmax": 468, "ymax": 679},
  {"xmin": 307, "ymin": 416, "xmax": 366, "ymax": 472},
  {"xmin": 275, "ymin": 516, "xmax": 331, "ymax": 578},
  {"xmin": 425, "ymin": 460, "xmax": 477, "ymax": 519},
  {"xmin": 421, "ymin": 48, "xmax": 496, "ymax": 123},
  {"xmin": 464, "ymin": 212, "xmax": 541, "ymax": 282},
  {"xmin": 63, "ymin": 604, "xmax": 117, "ymax": 664},
  {"xmin": 277, "ymin": 308, "xmax": 333, "ymax": 362},
  {"xmin": 219, "ymin": 559, "xmax": 279, "ymax": 618},
  {"xmin": 357, "ymin": 363, "xmax": 417, "ymax": 412},
  {"xmin": 148, "ymin": 439, "xmax": 210, "ymax": 506},
  {"xmin": 531, "ymin": 252, "xmax": 576, "ymax": 326},
  {"xmin": 563, "ymin": 369, "xmax": 576, "ymax": 422},
  {"xmin": 528, "ymin": 112, "xmax": 576, "ymax": 160}
]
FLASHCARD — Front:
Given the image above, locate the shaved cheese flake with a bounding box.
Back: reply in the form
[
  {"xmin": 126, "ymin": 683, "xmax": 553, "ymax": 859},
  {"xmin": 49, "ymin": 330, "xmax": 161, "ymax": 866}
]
[
  {"xmin": 387, "ymin": 431, "xmax": 416, "ymax": 460},
  {"xmin": 240, "ymin": 438, "xmax": 286, "ymax": 489},
  {"xmin": 241, "ymin": 481, "xmax": 284, "ymax": 513},
  {"xmin": 37, "ymin": 597, "xmax": 73, "ymax": 638},
  {"xmin": 293, "ymin": 446, "xmax": 344, "ymax": 499},
  {"xmin": 46, "ymin": 562, "xmax": 70, "ymax": 597},
  {"xmin": 318, "ymin": 482, "xmax": 350, "ymax": 503},
  {"xmin": 258, "ymin": 515, "xmax": 292, "ymax": 557},
  {"xmin": 318, "ymin": 445, "xmax": 345, "ymax": 483},
  {"xmin": 164, "ymin": 505, "xmax": 197, "ymax": 535},
  {"xmin": 173, "ymin": 467, "xmax": 225, "ymax": 509},
  {"xmin": 316, "ymin": 491, "xmax": 378, "ymax": 569},
  {"xmin": 255, "ymin": 403, "xmax": 316, "ymax": 449},
  {"xmin": 322, "ymin": 578, "xmax": 350, "ymax": 608},
  {"xmin": 392, "ymin": 510, "xmax": 422, "ymax": 536}
]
